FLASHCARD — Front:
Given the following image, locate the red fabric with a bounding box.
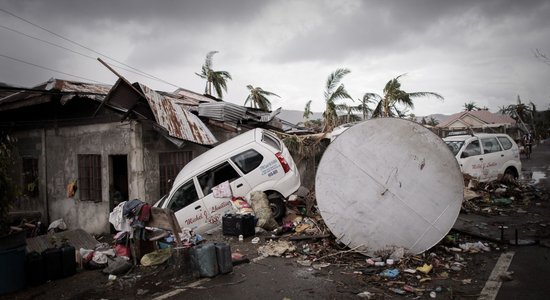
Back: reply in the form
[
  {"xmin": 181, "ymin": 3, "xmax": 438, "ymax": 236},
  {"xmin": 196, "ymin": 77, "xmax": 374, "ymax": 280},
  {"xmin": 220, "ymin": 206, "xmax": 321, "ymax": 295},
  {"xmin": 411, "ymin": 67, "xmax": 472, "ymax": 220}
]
[
  {"xmin": 138, "ymin": 203, "xmax": 151, "ymax": 221},
  {"xmin": 115, "ymin": 244, "xmax": 131, "ymax": 258}
]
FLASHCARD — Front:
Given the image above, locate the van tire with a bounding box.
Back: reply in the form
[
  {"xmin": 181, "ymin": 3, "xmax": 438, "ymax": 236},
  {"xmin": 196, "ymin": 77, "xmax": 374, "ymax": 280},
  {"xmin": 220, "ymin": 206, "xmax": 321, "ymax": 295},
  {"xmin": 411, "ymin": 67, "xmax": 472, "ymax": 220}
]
[
  {"xmin": 504, "ymin": 167, "xmax": 519, "ymax": 179},
  {"xmin": 267, "ymin": 194, "xmax": 286, "ymax": 221}
]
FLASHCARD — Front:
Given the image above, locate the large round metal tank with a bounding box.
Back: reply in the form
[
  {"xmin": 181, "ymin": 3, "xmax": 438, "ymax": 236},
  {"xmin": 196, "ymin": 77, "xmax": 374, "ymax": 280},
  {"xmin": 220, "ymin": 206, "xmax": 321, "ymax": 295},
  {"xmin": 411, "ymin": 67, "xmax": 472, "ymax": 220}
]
[{"xmin": 315, "ymin": 118, "xmax": 463, "ymax": 256}]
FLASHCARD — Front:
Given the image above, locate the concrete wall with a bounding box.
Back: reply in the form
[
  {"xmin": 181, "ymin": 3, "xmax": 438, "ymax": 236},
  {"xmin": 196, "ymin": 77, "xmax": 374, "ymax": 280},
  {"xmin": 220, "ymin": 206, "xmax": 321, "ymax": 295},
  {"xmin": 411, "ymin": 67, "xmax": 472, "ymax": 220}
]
[
  {"xmin": 13, "ymin": 121, "xmax": 140, "ymax": 234},
  {"xmin": 45, "ymin": 121, "xmax": 138, "ymax": 234}
]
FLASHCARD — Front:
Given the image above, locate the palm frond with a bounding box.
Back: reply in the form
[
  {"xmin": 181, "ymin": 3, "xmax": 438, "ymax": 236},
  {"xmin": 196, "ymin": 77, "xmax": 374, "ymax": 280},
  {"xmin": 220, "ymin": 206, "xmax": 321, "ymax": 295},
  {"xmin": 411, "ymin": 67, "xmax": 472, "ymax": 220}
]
[{"xmin": 326, "ymin": 68, "xmax": 351, "ymax": 94}]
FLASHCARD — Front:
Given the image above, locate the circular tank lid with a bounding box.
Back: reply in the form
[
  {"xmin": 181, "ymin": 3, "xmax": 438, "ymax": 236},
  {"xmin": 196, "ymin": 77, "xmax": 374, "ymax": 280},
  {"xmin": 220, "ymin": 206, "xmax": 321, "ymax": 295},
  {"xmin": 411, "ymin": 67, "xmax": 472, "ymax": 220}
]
[{"xmin": 315, "ymin": 118, "xmax": 463, "ymax": 256}]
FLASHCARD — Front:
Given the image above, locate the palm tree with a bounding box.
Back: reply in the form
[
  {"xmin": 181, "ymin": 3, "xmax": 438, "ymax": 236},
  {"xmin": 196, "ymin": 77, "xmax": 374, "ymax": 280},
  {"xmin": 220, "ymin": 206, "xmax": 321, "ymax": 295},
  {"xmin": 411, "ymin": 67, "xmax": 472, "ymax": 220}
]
[
  {"xmin": 365, "ymin": 74, "xmax": 444, "ymax": 118},
  {"xmin": 427, "ymin": 116, "xmax": 439, "ymax": 126},
  {"xmin": 343, "ymin": 104, "xmax": 361, "ymax": 123},
  {"xmin": 322, "ymin": 68, "xmax": 354, "ymax": 132},
  {"xmin": 463, "ymin": 102, "xmax": 480, "ymax": 111},
  {"xmin": 243, "ymin": 85, "xmax": 280, "ymax": 111},
  {"xmin": 195, "ymin": 51, "xmax": 232, "ymax": 99},
  {"xmin": 303, "ymin": 100, "xmax": 313, "ymax": 121},
  {"xmin": 355, "ymin": 94, "xmax": 375, "ymax": 120}
]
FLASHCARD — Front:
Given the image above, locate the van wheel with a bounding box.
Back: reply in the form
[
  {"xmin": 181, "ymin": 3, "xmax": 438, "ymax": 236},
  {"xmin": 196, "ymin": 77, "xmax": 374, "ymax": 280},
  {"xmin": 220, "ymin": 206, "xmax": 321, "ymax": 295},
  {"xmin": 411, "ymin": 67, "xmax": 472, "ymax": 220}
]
[
  {"xmin": 268, "ymin": 195, "xmax": 286, "ymax": 221},
  {"xmin": 504, "ymin": 167, "xmax": 519, "ymax": 179}
]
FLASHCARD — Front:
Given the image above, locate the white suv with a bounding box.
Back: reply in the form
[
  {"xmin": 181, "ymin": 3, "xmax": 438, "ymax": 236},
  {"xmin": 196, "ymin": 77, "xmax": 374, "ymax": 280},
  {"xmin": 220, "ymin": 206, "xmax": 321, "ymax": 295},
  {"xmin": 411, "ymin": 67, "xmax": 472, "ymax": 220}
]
[
  {"xmin": 155, "ymin": 128, "xmax": 301, "ymax": 233},
  {"xmin": 443, "ymin": 133, "xmax": 521, "ymax": 182}
]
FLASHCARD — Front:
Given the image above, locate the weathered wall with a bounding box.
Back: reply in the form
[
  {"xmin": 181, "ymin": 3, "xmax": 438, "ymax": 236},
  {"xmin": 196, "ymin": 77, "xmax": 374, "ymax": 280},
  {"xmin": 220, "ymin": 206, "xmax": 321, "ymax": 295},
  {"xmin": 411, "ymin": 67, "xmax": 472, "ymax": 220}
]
[
  {"xmin": 11, "ymin": 130, "xmax": 45, "ymax": 215},
  {"xmin": 43, "ymin": 121, "xmax": 138, "ymax": 234}
]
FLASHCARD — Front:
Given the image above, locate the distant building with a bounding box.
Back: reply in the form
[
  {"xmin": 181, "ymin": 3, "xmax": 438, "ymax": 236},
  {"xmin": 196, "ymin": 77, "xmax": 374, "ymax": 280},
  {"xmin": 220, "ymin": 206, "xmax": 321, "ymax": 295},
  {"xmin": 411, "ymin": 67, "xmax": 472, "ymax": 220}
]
[{"xmin": 436, "ymin": 110, "xmax": 519, "ymax": 138}]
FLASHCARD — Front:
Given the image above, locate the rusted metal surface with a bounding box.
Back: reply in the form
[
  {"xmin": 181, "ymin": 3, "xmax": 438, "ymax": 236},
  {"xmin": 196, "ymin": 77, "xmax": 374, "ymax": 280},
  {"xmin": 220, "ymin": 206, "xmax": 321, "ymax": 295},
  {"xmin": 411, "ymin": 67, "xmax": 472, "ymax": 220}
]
[
  {"xmin": 0, "ymin": 78, "xmax": 110, "ymax": 111},
  {"xmin": 172, "ymin": 88, "xmax": 218, "ymax": 104},
  {"xmin": 139, "ymin": 83, "xmax": 217, "ymax": 145}
]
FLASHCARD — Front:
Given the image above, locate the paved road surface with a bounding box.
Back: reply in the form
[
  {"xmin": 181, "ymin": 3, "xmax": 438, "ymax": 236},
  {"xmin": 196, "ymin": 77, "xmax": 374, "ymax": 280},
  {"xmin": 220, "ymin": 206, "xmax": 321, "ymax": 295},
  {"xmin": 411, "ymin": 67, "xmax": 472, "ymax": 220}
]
[{"xmin": 497, "ymin": 138, "xmax": 550, "ymax": 300}]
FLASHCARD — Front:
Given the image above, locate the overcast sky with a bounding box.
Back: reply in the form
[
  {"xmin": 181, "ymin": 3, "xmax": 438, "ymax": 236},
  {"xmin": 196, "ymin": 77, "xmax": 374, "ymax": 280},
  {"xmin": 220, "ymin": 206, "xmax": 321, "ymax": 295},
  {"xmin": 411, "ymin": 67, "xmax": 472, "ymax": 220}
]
[{"xmin": 1, "ymin": 0, "xmax": 549, "ymax": 116}]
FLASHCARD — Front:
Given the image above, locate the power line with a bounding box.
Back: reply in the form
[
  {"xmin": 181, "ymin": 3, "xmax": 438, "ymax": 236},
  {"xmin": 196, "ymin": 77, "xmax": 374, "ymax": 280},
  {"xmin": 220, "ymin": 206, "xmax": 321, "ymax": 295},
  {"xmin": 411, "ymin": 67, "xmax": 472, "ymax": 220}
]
[
  {"xmin": 0, "ymin": 54, "xmax": 107, "ymax": 84},
  {"xmin": 0, "ymin": 24, "xmax": 166, "ymax": 82},
  {"xmin": 0, "ymin": 8, "xmax": 183, "ymax": 89}
]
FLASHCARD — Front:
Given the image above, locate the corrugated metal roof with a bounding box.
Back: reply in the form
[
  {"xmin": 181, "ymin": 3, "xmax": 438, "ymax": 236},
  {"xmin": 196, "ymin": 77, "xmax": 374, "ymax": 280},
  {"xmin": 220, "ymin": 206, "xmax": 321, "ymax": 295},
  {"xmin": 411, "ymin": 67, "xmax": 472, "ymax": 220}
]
[
  {"xmin": 139, "ymin": 84, "xmax": 217, "ymax": 145},
  {"xmin": 198, "ymin": 102, "xmax": 247, "ymax": 123},
  {"xmin": 0, "ymin": 78, "xmax": 109, "ymax": 111}
]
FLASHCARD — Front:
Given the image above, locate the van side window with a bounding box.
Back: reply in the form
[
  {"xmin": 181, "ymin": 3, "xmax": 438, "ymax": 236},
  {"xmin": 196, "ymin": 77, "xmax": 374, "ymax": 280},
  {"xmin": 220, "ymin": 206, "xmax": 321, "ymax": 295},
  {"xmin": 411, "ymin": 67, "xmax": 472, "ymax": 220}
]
[
  {"xmin": 168, "ymin": 179, "xmax": 199, "ymax": 212},
  {"xmin": 461, "ymin": 140, "xmax": 481, "ymax": 158},
  {"xmin": 482, "ymin": 137, "xmax": 502, "ymax": 154},
  {"xmin": 197, "ymin": 162, "xmax": 240, "ymax": 196},
  {"xmin": 231, "ymin": 149, "xmax": 263, "ymax": 174},
  {"xmin": 497, "ymin": 136, "xmax": 513, "ymax": 150}
]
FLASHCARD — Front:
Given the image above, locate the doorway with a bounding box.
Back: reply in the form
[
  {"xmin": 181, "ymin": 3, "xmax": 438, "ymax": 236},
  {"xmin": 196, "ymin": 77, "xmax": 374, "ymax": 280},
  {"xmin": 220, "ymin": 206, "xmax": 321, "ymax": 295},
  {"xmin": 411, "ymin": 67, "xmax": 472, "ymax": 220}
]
[{"xmin": 109, "ymin": 155, "xmax": 128, "ymax": 232}]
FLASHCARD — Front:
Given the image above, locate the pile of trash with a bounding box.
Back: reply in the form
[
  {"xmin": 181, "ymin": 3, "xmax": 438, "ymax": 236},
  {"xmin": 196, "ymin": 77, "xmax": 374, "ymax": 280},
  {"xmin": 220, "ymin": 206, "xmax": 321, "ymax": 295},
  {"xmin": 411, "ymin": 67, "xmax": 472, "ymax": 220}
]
[{"xmin": 462, "ymin": 175, "xmax": 547, "ymax": 215}]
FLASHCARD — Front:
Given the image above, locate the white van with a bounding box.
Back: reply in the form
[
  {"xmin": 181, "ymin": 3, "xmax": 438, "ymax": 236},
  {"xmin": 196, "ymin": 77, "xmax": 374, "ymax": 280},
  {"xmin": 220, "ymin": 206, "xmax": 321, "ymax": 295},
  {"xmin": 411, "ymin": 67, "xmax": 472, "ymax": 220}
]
[
  {"xmin": 155, "ymin": 128, "xmax": 301, "ymax": 233},
  {"xmin": 443, "ymin": 133, "xmax": 521, "ymax": 182}
]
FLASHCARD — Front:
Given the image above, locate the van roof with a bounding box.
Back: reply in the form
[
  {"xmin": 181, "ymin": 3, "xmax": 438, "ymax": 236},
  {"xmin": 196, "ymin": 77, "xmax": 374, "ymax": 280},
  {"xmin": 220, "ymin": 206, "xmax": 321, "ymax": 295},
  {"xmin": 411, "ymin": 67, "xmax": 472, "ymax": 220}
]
[
  {"xmin": 444, "ymin": 133, "xmax": 511, "ymax": 141},
  {"xmin": 172, "ymin": 128, "xmax": 261, "ymax": 184}
]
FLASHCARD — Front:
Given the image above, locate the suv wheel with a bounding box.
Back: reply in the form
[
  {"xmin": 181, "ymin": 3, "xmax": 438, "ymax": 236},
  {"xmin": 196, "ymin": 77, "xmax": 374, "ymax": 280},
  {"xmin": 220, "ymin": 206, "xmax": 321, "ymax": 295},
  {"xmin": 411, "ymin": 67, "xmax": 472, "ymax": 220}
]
[
  {"xmin": 504, "ymin": 167, "xmax": 519, "ymax": 179},
  {"xmin": 267, "ymin": 194, "xmax": 286, "ymax": 221}
]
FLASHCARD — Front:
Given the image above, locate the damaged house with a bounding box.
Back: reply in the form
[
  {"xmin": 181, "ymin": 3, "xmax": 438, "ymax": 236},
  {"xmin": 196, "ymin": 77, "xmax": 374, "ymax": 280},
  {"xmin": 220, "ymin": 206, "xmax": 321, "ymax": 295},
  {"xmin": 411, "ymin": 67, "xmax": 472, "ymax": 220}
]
[{"xmin": 0, "ymin": 77, "xmax": 283, "ymax": 234}]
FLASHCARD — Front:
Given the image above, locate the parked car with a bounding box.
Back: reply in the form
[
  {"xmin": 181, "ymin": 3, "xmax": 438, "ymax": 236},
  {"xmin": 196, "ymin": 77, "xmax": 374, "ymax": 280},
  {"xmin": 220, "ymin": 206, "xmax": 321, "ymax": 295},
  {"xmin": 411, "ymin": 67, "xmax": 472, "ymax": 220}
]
[
  {"xmin": 155, "ymin": 128, "xmax": 301, "ymax": 234},
  {"xmin": 443, "ymin": 133, "xmax": 521, "ymax": 182}
]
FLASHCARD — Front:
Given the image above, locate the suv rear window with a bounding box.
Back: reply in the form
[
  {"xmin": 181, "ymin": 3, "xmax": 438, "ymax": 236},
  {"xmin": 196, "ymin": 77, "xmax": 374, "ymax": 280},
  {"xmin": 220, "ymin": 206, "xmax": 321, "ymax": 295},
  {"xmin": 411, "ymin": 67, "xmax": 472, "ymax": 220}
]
[
  {"xmin": 497, "ymin": 136, "xmax": 513, "ymax": 150},
  {"xmin": 231, "ymin": 149, "xmax": 263, "ymax": 174},
  {"xmin": 262, "ymin": 132, "xmax": 281, "ymax": 151},
  {"xmin": 482, "ymin": 137, "xmax": 503, "ymax": 154}
]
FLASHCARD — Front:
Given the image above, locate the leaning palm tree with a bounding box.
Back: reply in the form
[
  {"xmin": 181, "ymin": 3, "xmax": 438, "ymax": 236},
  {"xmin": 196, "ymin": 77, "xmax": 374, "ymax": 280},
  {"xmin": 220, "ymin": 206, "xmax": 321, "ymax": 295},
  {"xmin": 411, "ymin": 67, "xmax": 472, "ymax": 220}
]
[
  {"xmin": 463, "ymin": 101, "xmax": 480, "ymax": 111},
  {"xmin": 195, "ymin": 51, "xmax": 232, "ymax": 99},
  {"xmin": 243, "ymin": 85, "xmax": 280, "ymax": 111},
  {"xmin": 365, "ymin": 74, "xmax": 444, "ymax": 118},
  {"xmin": 322, "ymin": 68, "xmax": 354, "ymax": 132}
]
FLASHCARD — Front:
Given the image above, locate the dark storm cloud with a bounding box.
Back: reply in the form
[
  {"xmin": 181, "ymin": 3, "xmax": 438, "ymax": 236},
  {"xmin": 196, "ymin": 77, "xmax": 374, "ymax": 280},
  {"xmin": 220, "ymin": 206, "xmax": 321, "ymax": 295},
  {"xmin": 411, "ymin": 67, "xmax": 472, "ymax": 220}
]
[
  {"xmin": 1, "ymin": 0, "xmax": 549, "ymax": 114},
  {"xmin": 269, "ymin": 0, "xmax": 550, "ymax": 63}
]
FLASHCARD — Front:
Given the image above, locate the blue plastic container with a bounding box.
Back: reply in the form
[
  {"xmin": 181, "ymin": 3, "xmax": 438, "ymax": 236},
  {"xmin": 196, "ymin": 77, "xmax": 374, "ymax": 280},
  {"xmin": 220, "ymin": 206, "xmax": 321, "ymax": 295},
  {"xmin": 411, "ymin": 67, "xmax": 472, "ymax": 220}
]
[
  {"xmin": 215, "ymin": 243, "xmax": 233, "ymax": 274},
  {"xmin": 0, "ymin": 245, "xmax": 26, "ymax": 294},
  {"xmin": 194, "ymin": 243, "xmax": 219, "ymax": 278}
]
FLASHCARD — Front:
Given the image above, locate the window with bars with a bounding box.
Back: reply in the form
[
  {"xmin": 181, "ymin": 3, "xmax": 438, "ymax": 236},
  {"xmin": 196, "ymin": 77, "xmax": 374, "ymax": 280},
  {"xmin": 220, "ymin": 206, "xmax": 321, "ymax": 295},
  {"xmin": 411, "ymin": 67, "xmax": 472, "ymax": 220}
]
[
  {"xmin": 78, "ymin": 154, "xmax": 102, "ymax": 202},
  {"xmin": 22, "ymin": 157, "xmax": 39, "ymax": 197},
  {"xmin": 159, "ymin": 151, "xmax": 193, "ymax": 196}
]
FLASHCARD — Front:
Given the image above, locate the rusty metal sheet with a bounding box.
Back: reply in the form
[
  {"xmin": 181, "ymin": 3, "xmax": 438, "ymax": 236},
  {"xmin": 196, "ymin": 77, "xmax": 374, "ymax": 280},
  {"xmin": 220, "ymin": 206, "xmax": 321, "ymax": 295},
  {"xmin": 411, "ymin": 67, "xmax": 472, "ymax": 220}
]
[
  {"xmin": 173, "ymin": 88, "xmax": 218, "ymax": 104},
  {"xmin": 139, "ymin": 83, "xmax": 217, "ymax": 145}
]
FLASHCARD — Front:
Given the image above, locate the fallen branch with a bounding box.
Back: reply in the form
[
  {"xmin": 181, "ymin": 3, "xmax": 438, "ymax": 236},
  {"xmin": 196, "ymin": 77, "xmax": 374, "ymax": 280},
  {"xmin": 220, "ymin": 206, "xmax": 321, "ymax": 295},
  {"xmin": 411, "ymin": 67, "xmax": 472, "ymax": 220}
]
[
  {"xmin": 313, "ymin": 244, "xmax": 364, "ymax": 262},
  {"xmin": 289, "ymin": 234, "xmax": 331, "ymax": 241}
]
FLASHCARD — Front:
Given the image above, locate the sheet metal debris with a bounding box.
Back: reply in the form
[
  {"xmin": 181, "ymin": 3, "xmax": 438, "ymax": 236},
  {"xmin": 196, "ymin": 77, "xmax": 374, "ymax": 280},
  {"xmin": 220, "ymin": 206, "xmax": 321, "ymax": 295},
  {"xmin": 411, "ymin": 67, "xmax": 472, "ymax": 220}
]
[{"xmin": 139, "ymin": 84, "xmax": 217, "ymax": 145}]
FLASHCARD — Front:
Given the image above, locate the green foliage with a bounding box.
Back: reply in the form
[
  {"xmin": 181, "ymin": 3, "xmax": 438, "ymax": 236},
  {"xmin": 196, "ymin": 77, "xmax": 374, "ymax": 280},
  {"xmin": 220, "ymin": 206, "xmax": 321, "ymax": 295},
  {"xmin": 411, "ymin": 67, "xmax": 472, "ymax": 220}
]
[
  {"xmin": 322, "ymin": 68, "xmax": 353, "ymax": 132},
  {"xmin": 463, "ymin": 102, "xmax": 480, "ymax": 111},
  {"xmin": 195, "ymin": 51, "xmax": 232, "ymax": 99},
  {"xmin": 369, "ymin": 74, "xmax": 443, "ymax": 118},
  {"xmin": 244, "ymin": 85, "xmax": 280, "ymax": 111}
]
